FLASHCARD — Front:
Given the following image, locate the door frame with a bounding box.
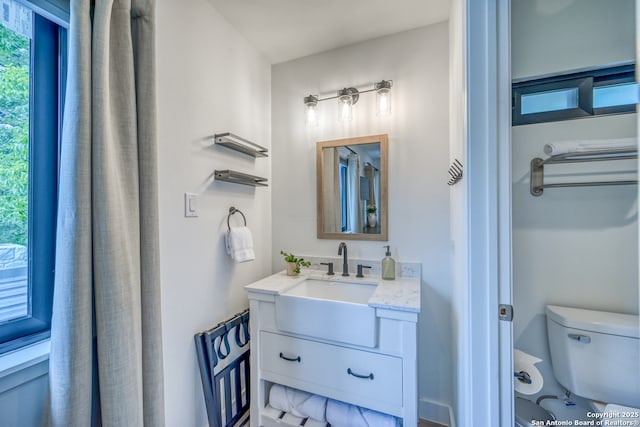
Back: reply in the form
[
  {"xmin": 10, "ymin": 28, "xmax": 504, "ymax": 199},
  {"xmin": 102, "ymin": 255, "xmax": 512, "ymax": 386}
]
[
  {"xmin": 496, "ymin": 0, "xmax": 514, "ymax": 424},
  {"xmin": 458, "ymin": 0, "xmax": 513, "ymax": 425}
]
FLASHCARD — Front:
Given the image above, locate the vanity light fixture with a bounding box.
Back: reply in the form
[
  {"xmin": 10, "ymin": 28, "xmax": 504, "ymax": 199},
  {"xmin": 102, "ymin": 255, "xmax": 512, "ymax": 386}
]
[{"xmin": 304, "ymin": 80, "xmax": 393, "ymax": 124}]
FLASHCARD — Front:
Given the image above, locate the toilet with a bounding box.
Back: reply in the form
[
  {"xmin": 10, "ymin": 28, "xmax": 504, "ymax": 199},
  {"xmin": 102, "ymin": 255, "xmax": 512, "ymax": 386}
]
[{"xmin": 546, "ymin": 305, "xmax": 640, "ymax": 411}]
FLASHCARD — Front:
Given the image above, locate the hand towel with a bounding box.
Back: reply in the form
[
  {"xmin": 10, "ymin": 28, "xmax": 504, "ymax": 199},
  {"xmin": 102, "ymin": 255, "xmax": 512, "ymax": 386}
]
[
  {"xmin": 268, "ymin": 384, "xmax": 327, "ymax": 422},
  {"xmin": 225, "ymin": 226, "xmax": 255, "ymax": 262},
  {"xmin": 544, "ymin": 137, "xmax": 637, "ymax": 156},
  {"xmin": 326, "ymin": 399, "xmax": 396, "ymax": 427}
]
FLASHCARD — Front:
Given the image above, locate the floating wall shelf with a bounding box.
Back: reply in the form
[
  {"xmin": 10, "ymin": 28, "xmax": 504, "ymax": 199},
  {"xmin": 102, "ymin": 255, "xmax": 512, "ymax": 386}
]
[
  {"xmin": 214, "ymin": 170, "xmax": 268, "ymax": 187},
  {"xmin": 213, "ymin": 132, "xmax": 268, "ymax": 158}
]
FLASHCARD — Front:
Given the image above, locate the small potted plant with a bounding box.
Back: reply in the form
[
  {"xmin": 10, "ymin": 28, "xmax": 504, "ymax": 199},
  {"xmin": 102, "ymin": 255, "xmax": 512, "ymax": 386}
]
[
  {"xmin": 366, "ymin": 204, "xmax": 377, "ymax": 228},
  {"xmin": 280, "ymin": 250, "xmax": 311, "ymax": 276}
]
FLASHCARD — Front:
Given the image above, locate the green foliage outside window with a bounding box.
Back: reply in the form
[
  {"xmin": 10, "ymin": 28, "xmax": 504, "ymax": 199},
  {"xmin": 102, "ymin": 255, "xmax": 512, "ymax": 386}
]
[{"xmin": 0, "ymin": 23, "xmax": 29, "ymax": 246}]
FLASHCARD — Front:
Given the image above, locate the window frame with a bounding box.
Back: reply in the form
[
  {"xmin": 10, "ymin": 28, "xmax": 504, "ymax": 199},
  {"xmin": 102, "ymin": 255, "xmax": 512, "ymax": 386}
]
[
  {"xmin": 0, "ymin": 11, "xmax": 65, "ymax": 354},
  {"xmin": 512, "ymin": 64, "xmax": 637, "ymax": 126}
]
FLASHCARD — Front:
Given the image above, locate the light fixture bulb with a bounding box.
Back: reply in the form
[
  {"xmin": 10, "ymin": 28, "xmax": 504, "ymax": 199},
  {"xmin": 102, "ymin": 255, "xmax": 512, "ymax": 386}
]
[
  {"xmin": 339, "ymin": 98, "xmax": 352, "ymax": 122},
  {"xmin": 375, "ymin": 80, "xmax": 392, "ymax": 117},
  {"xmin": 377, "ymin": 90, "xmax": 390, "ymax": 115},
  {"xmin": 338, "ymin": 89, "xmax": 354, "ymax": 122},
  {"xmin": 304, "ymin": 95, "xmax": 318, "ymax": 126}
]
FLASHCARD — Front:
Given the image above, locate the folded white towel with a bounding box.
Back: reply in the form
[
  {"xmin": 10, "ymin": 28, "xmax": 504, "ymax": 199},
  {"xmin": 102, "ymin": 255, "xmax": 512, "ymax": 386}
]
[
  {"xmin": 326, "ymin": 399, "xmax": 396, "ymax": 427},
  {"xmin": 268, "ymin": 384, "xmax": 327, "ymax": 422},
  {"xmin": 544, "ymin": 137, "xmax": 637, "ymax": 156},
  {"xmin": 225, "ymin": 226, "xmax": 255, "ymax": 263}
]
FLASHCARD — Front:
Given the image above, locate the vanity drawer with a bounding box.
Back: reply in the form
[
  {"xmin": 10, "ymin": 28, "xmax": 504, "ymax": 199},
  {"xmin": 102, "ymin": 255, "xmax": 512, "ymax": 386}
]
[{"xmin": 260, "ymin": 331, "xmax": 402, "ymax": 408}]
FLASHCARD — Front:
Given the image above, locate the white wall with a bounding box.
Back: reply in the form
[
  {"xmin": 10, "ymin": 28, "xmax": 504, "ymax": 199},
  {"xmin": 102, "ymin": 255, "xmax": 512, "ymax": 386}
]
[
  {"xmin": 512, "ymin": 115, "xmax": 638, "ymax": 398},
  {"xmin": 0, "ymin": 360, "xmax": 47, "ymax": 427},
  {"xmin": 511, "ymin": 0, "xmax": 638, "ymax": 407},
  {"xmin": 511, "ymin": 0, "xmax": 636, "ymax": 79},
  {"xmin": 271, "ymin": 24, "xmax": 452, "ymax": 424},
  {"xmin": 156, "ymin": 0, "xmax": 272, "ymax": 425}
]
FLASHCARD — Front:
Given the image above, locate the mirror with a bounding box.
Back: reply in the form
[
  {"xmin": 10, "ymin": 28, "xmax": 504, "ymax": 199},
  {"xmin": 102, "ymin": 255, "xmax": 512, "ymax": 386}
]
[{"xmin": 316, "ymin": 134, "xmax": 388, "ymax": 241}]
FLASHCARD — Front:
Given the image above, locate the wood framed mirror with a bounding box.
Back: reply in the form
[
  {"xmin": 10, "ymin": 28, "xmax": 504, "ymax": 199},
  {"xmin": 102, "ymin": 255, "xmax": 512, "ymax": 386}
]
[{"xmin": 316, "ymin": 134, "xmax": 388, "ymax": 241}]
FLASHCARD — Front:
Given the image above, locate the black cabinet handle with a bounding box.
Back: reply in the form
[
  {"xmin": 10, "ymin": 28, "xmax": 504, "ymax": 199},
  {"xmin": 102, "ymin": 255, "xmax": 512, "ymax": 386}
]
[
  {"xmin": 279, "ymin": 352, "xmax": 301, "ymax": 363},
  {"xmin": 347, "ymin": 368, "xmax": 374, "ymax": 380}
]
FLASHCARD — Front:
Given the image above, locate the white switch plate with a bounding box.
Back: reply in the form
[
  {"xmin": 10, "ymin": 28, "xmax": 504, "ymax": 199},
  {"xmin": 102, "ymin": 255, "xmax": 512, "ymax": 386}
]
[{"xmin": 184, "ymin": 193, "xmax": 199, "ymax": 217}]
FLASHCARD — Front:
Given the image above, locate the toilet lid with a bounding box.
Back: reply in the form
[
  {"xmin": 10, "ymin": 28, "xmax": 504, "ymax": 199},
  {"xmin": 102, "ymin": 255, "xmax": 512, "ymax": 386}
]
[
  {"xmin": 515, "ymin": 397, "xmax": 555, "ymax": 426},
  {"xmin": 546, "ymin": 305, "xmax": 639, "ymax": 338}
]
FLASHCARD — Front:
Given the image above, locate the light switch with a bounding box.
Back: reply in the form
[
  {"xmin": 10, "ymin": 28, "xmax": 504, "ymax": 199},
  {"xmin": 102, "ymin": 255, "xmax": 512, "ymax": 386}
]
[{"xmin": 185, "ymin": 193, "xmax": 199, "ymax": 217}]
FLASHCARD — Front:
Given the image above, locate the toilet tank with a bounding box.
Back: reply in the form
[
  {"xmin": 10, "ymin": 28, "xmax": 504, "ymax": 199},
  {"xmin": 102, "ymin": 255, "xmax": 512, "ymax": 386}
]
[{"xmin": 546, "ymin": 305, "xmax": 639, "ymax": 408}]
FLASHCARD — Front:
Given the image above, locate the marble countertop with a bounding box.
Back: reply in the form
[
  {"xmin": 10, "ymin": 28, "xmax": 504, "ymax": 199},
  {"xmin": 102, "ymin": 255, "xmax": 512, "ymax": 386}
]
[{"xmin": 244, "ymin": 269, "xmax": 420, "ymax": 313}]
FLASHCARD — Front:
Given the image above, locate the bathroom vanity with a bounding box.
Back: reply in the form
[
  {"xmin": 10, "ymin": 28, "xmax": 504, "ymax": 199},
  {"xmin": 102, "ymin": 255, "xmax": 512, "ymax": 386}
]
[{"xmin": 245, "ymin": 268, "xmax": 420, "ymax": 427}]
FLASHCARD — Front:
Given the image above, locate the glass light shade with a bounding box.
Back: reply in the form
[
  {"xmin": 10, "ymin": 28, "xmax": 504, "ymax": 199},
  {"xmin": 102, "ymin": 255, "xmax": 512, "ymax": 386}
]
[
  {"xmin": 375, "ymin": 80, "xmax": 392, "ymax": 117},
  {"xmin": 304, "ymin": 95, "xmax": 318, "ymax": 126},
  {"xmin": 376, "ymin": 88, "xmax": 391, "ymax": 116},
  {"xmin": 338, "ymin": 93, "xmax": 353, "ymax": 122},
  {"xmin": 306, "ymin": 104, "xmax": 318, "ymax": 126}
]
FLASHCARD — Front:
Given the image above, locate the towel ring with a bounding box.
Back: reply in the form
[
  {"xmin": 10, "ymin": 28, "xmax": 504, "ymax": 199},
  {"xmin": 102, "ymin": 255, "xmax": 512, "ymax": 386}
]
[{"xmin": 227, "ymin": 207, "xmax": 247, "ymax": 230}]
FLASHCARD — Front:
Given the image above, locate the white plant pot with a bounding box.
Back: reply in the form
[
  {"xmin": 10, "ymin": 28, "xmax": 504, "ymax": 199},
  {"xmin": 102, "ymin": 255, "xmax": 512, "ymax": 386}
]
[{"xmin": 367, "ymin": 213, "xmax": 377, "ymax": 228}]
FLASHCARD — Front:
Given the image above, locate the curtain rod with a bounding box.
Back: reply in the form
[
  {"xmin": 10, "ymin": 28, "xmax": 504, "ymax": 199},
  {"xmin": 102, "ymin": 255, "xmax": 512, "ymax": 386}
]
[{"xmin": 343, "ymin": 145, "xmax": 357, "ymax": 154}]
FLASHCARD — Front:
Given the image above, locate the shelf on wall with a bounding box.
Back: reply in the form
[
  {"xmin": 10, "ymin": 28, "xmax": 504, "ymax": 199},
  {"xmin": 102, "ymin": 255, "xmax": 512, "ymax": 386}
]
[
  {"xmin": 214, "ymin": 170, "xmax": 268, "ymax": 187},
  {"xmin": 213, "ymin": 132, "xmax": 268, "ymax": 158}
]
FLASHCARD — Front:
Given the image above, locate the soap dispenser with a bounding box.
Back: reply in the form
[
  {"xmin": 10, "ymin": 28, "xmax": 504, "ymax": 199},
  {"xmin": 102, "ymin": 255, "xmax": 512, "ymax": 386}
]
[{"xmin": 381, "ymin": 245, "xmax": 396, "ymax": 280}]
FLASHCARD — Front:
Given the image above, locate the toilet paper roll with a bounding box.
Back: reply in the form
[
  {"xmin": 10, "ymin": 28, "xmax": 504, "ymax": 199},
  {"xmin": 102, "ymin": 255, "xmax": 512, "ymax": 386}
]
[{"xmin": 514, "ymin": 349, "xmax": 544, "ymax": 395}]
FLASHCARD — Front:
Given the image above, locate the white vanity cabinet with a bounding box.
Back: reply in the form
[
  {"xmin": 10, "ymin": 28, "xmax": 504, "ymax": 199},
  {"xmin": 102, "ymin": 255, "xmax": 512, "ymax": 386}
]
[{"xmin": 245, "ymin": 270, "xmax": 420, "ymax": 427}]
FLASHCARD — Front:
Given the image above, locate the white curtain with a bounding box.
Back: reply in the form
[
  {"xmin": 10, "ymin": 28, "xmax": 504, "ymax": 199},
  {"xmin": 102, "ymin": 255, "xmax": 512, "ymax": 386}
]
[
  {"xmin": 373, "ymin": 170, "xmax": 380, "ymax": 225},
  {"xmin": 322, "ymin": 147, "xmax": 341, "ymax": 233},
  {"xmin": 346, "ymin": 153, "xmax": 361, "ymax": 233},
  {"xmin": 364, "ymin": 164, "xmax": 379, "ymax": 225},
  {"xmin": 48, "ymin": 0, "xmax": 164, "ymax": 425}
]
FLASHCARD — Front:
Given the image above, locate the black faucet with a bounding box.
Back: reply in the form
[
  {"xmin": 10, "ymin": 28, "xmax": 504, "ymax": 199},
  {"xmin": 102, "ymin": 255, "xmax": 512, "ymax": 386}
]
[
  {"xmin": 356, "ymin": 264, "xmax": 372, "ymax": 278},
  {"xmin": 320, "ymin": 262, "xmax": 334, "ymax": 275},
  {"xmin": 338, "ymin": 242, "xmax": 349, "ymax": 276}
]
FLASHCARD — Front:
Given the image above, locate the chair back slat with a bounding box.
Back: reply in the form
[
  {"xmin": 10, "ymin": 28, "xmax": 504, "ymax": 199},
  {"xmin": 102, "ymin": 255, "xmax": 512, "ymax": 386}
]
[{"xmin": 195, "ymin": 309, "xmax": 250, "ymax": 427}]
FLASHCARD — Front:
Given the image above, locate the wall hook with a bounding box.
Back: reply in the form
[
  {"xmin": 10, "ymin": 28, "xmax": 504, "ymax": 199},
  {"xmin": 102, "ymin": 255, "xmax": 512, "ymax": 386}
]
[{"xmin": 447, "ymin": 159, "xmax": 463, "ymax": 186}]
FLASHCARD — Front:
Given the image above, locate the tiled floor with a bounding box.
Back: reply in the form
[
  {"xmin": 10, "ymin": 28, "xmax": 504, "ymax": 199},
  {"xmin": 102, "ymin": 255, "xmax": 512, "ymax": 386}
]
[{"xmin": 419, "ymin": 420, "xmax": 448, "ymax": 427}]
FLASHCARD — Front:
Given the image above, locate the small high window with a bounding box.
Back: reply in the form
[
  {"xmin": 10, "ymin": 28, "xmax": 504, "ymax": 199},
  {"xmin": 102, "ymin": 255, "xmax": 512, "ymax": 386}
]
[
  {"xmin": 593, "ymin": 82, "xmax": 638, "ymax": 109},
  {"xmin": 520, "ymin": 87, "xmax": 579, "ymax": 115},
  {"xmin": 512, "ymin": 64, "xmax": 638, "ymax": 126}
]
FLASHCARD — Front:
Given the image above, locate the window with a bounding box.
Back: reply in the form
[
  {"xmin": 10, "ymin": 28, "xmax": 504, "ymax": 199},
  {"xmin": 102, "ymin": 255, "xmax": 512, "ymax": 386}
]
[
  {"xmin": 512, "ymin": 64, "xmax": 638, "ymax": 126},
  {"xmin": 520, "ymin": 87, "xmax": 579, "ymax": 114},
  {"xmin": 0, "ymin": 0, "xmax": 65, "ymax": 353}
]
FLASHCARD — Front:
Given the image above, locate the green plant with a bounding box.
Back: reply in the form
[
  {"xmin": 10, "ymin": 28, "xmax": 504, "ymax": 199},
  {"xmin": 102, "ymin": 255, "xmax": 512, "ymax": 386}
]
[
  {"xmin": 366, "ymin": 204, "xmax": 377, "ymax": 214},
  {"xmin": 280, "ymin": 250, "xmax": 311, "ymax": 273},
  {"xmin": 0, "ymin": 24, "xmax": 30, "ymax": 246}
]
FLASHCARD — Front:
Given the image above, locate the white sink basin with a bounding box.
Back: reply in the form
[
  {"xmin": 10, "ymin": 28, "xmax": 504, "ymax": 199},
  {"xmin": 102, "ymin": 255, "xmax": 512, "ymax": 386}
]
[
  {"xmin": 275, "ymin": 278, "xmax": 378, "ymax": 347},
  {"xmin": 283, "ymin": 279, "xmax": 375, "ymax": 304}
]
